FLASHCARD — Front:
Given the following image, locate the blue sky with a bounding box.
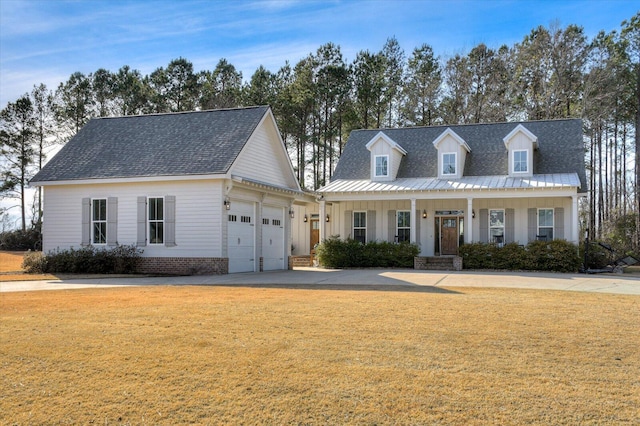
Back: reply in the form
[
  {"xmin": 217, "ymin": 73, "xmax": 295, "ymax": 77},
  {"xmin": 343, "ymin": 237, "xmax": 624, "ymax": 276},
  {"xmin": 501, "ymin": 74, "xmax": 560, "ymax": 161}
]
[{"xmin": 0, "ymin": 0, "xmax": 638, "ymax": 109}]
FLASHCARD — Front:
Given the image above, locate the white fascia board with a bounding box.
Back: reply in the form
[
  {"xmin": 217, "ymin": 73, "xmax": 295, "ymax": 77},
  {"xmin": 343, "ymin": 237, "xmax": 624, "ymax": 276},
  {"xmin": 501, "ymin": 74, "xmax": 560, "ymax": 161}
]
[
  {"xmin": 30, "ymin": 173, "xmax": 227, "ymax": 187},
  {"xmin": 365, "ymin": 131, "xmax": 408, "ymax": 155},
  {"xmin": 503, "ymin": 124, "xmax": 539, "ymax": 149},
  {"xmin": 432, "ymin": 128, "xmax": 471, "ymax": 152}
]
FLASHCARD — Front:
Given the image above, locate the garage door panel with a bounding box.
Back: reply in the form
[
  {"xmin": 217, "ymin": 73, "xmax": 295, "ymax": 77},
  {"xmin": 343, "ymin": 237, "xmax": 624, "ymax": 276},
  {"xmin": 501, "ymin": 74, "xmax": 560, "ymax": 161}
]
[
  {"xmin": 262, "ymin": 206, "xmax": 285, "ymax": 271},
  {"xmin": 227, "ymin": 202, "xmax": 255, "ymax": 273}
]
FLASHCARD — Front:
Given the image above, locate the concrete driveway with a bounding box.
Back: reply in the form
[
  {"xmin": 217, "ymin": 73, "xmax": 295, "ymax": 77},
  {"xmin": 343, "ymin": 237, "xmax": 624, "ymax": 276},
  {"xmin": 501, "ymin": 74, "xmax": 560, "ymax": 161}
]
[{"xmin": 2, "ymin": 267, "xmax": 639, "ymax": 295}]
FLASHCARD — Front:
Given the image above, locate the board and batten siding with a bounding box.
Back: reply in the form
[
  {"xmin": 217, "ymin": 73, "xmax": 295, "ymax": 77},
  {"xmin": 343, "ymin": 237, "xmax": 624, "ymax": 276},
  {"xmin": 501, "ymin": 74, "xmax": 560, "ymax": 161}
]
[
  {"xmin": 41, "ymin": 180, "xmax": 224, "ymax": 257},
  {"xmin": 231, "ymin": 118, "xmax": 297, "ymax": 189}
]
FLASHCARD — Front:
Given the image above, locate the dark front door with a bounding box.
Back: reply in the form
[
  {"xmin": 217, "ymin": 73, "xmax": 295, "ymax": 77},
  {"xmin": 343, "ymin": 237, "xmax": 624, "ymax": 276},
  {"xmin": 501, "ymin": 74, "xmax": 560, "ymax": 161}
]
[{"xmin": 441, "ymin": 217, "xmax": 458, "ymax": 255}]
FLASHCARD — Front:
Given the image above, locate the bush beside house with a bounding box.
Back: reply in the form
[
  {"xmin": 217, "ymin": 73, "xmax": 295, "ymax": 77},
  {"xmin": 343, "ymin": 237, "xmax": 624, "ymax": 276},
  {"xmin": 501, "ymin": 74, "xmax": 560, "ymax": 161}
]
[
  {"xmin": 23, "ymin": 245, "xmax": 143, "ymax": 274},
  {"xmin": 459, "ymin": 240, "xmax": 581, "ymax": 272},
  {"xmin": 316, "ymin": 237, "xmax": 419, "ymax": 268}
]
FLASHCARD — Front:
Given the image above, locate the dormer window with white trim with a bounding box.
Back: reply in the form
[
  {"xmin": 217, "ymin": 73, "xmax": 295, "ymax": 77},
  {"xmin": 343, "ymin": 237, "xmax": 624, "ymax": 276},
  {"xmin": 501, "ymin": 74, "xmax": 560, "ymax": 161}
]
[
  {"xmin": 375, "ymin": 155, "xmax": 389, "ymax": 177},
  {"xmin": 442, "ymin": 153, "xmax": 457, "ymax": 175},
  {"xmin": 513, "ymin": 150, "xmax": 528, "ymax": 173},
  {"xmin": 366, "ymin": 131, "xmax": 407, "ymax": 181},
  {"xmin": 503, "ymin": 124, "xmax": 537, "ymax": 177},
  {"xmin": 432, "ymin": 128, "xmax": 470, "ymax": 179}
]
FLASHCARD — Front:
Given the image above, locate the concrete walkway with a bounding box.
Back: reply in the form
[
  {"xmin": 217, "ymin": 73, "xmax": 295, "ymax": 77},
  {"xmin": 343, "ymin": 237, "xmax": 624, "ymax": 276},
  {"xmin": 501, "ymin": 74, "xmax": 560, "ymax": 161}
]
[{"xmin": 2, "ymin": 268, "xmax": 639, "ymax": 295}]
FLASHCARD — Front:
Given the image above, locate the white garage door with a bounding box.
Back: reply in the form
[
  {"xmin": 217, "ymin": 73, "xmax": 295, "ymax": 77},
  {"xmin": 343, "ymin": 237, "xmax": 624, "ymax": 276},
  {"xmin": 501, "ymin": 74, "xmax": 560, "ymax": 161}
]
[
  {"xmin": 227, "ymin": 201, "xmax": 255, "ymax": 273},
  {"xmin": 262, "ymin": 206, "xmax": 285, "ymax": 271}
]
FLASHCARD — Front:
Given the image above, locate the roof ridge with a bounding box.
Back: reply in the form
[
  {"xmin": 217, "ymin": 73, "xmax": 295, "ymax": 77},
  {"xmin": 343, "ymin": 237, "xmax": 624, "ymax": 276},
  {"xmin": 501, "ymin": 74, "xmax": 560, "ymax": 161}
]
[
  {"xmin": 96, "ymin": 105, "xmax": 269, "ymax": 120},
  {"xmin": 352, "ymin": 117, "xmax": 581, "ymax": 133}
]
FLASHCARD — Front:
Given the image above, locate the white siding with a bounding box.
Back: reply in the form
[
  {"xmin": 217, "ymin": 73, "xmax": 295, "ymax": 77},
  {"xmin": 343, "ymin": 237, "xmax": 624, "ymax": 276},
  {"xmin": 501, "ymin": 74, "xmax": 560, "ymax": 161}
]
[
  {"xmin": 368, "ymin": 138, "xmax": 404, "ymax": 181},
  {"xmin": 231, "ymin": 118, "xmax": 298, "ymax": 189},
  {"xmin": 322, "ymin": 196, "xmax": 575, "ymax": 257},
  {"xmin": 42, "ymin": 180, "xmax": 224, "ymax": 257}
]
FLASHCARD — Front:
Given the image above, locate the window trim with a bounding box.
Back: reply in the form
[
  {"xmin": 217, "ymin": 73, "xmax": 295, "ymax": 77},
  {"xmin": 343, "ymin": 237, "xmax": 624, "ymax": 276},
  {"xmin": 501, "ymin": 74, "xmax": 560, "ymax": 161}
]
[
  {"xmin": 396, "ymin": 210, "xmax": 411, "ymax": 243},
  {"xmin": 148, "ymin": 196, "xmax": 165, "ymax": 245},
  {"xmin": 374, "ymin": 155, "xmax": 389, "ymax": 177},
  {"xmin": 353, "ymin": 211, "xmax": 367, "ymax": 244},
  {"xmin": 513, "ymin": 149, "xmax": 528, "ymax": 173},
  {"xmin": 537, "ymin": 208, "xmax": 554, "ymax": 240},
  {"xmin": 91, "ymin": 198, "xmax": 107, "ymax": 245},
  {"xmin": 442, "ymin": 152, "xmax": 457, "ymax": 176},
  {"xmin": 489, "ymin": 209, "xmax": 505, "ymax": 246}
]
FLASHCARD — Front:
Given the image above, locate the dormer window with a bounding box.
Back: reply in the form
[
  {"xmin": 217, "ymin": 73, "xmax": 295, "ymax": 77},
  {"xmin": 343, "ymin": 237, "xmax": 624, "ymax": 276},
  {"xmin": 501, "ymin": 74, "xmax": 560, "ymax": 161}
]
[
  {"xmin": 513, "ymin": 150, "xmax": 528, "ymax": 173},
  {"xmin": 442, "ymin": 153, "xmax": 457, "ymax": 175},
  {"xmin": 504, "ymin": 124, "xmax": 537, "ymax": 177},
  {"xmin": 432, "ymin": 128, "xmax": 470, "ymax": 179},
  {"xmin": 375, "ymin": 155, "xmax": 389, "ymax": 177},
  {"xmin": 366, "ymin": 132, "xmax": 407, "ymax": 181}
]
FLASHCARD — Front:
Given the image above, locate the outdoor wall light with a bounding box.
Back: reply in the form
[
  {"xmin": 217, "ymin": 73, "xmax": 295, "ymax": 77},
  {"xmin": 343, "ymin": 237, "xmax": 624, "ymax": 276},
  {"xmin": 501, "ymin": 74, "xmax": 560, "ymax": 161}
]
[
  {"xmin": 325, "ymin": 214, "xmax": 330, "ymax": 223},
  {"xmin": 289, "ymin": 208, "xmax": 295, "ymax": 219},
  {"xmin": 472, "ymin": 209, "xmax": 476, "ymax": 219},
  {"xmin": 422, "ymin": 210, "xmax": 427, "ymax": 219},
  {"xmin": 303, "ymin": 214, "xmax": 308, "ymax": 222},
  {"xmin": 224, "ymin": 198, "xmax": 231, "ymax": 210}
]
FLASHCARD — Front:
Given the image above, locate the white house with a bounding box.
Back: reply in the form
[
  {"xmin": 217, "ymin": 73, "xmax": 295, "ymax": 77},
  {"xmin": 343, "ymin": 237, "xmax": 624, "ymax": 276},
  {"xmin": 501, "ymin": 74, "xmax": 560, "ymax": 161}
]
[
  {"xmin": 291, "ymin": 119, "xmax": 587, "ymax": 263},
  {"xmin": 31, "ymin": 106, "xmax": 303, "ymax": 274}
]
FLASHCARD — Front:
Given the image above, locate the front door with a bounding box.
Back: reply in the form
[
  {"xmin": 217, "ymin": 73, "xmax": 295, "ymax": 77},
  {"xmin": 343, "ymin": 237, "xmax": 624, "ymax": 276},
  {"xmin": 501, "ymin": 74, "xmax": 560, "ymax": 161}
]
[{"xmin": 441, "ymin": 217, "xmax": 458, "ymax": 255}]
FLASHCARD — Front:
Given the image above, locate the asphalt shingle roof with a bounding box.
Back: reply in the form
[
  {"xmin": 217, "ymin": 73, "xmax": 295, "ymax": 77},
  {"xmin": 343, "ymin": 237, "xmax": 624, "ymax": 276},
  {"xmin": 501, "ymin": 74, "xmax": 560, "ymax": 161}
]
[
  {"xmin": 331, "ymin": 119, "xmax": 587, "ymax": 190},
  {"xmin": 31, "ymin": 106, "xmax": 269, "ymax": 183}
]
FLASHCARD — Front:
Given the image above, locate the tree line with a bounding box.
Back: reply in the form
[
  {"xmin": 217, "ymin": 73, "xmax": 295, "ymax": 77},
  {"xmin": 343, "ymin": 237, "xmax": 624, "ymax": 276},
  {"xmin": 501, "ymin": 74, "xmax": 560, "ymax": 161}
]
[{"xmin": 1, "ymin": 13, "xmax": 639, "ymax": 255}]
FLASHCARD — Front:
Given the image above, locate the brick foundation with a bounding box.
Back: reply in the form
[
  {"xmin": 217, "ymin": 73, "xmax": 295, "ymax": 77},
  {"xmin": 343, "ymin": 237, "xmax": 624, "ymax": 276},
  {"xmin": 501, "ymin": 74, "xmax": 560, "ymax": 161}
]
[
  {"xmin": 414, "ymin": 256, "xmax": 463, "ymax": 271},
  {"xmin": 137, "ymin": 257, "xmax": 229, "ymax": 275},
  {"xmin": 289, "ymin": 255, "xmax": 312, "ymax": 269}
]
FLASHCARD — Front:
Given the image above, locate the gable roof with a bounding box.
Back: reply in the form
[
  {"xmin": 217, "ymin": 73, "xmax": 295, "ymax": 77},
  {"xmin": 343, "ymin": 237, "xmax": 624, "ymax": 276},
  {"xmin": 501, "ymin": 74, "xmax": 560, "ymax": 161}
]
[
  {"xmin": 331, "ymin": 119, "xmax": 586, "ymax": 190},
  {"xmin": 31, "ymin": 106, "xmax": 270, "ymax": 183}
]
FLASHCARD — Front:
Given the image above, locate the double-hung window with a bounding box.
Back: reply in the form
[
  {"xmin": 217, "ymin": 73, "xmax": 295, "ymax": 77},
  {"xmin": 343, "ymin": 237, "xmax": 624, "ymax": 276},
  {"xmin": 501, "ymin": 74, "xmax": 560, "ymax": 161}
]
[
  {"xmin": 489, "ymin": 209, "xmax": 505, "ymax": 245},
  {"xmin": 538, "ymin": 208, "xmax": 554, "ymax": 240},
  {"xmin": 375, "ymin": 155, "xmax": 388, "ymax": 177},
  {"xmin": 148, "ymin": 197, "xmax": 164, "ymax": 244},
  {"xmin": 92, "ymin": 199, "xmax": 107, "ymax": 244},
  {"xmin": 353, "ymin": 211, "xmax": 367, "ymax": 244},
  {"xmin": 397, "ymin": 211, "xmax": 410, "ymax": 242},
  {"xmin": 442, "ymin": 153, "xmax": 456, "ymax": 175},
  {"xmin": 513, "ymin": 150, "xmax": 528, "ymax": 173}
]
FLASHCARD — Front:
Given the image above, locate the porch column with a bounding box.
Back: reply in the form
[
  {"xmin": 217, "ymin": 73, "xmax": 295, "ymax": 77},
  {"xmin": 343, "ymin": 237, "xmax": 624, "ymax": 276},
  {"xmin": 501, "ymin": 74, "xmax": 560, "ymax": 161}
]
[
  {"xmin": 410, "ymin": 198, "xmax": 417, "ymax": 243},
  {"xmin": 571, "ymin": 195, "xmax": 579, "ymax": 244},
  {"xmin": 466, "ymin": 198, "xmax": 474, "ymax": 243},
  {"xmin": 319, "ymin": 199, "xmax": 326, "ymax": 242}
]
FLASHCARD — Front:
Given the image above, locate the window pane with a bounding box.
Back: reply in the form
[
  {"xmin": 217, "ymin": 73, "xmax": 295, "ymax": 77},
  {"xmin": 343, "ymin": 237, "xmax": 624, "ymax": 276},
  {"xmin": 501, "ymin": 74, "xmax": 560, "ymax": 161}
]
[
  {"xmin": 537, "ymin": 227, "xmax": 553, "ymax": 240},
  {"xmin": 443, "ymin": 153, "xmax": 456, "ymax": 174},
  {"xmin": 397, "ymin": 211, "xmax": 410, "ymax": 228},
  {"xmin": 93, "ymin": 199, "xmax": 106, "ymax": 221},
  {"xmin": 354, "ymin": 229, "xmax": 366, "ymax": 244},
  {"xmin": 489, "ymin": 210, "xmax": 504, "ymax": 227},
  {"xmin": 514, "ymin": 151, "xmax": 527, "ymax": 172},
  {"xmin": 93, "ymin": 223, "xmax": 106, "ymax": 244},
  {"xmin": 398, "ymin": 229, "xmax": 410, "ymax": 242},
  {"xmin": 539, "ymin": 209, "xmax": 553, "ymax": 227},
  {"xmin": 375, "ymin": 156, "xmax": 388, "ymax": 176},
  {"xmin": 354, "ymin": 212, "xmax": 366, "ymax": 228}
]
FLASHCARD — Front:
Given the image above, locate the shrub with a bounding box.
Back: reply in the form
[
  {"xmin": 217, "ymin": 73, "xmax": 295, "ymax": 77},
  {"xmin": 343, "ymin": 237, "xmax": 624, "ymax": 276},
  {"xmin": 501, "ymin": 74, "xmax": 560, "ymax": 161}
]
[
  {"xmin": 40, "ymin": 244, "xmax": 143, "ymax": 274},
  {"xmin": 460, "ymin": 240, "xmax": 581, "ymax": 272},
  {"xmin": 0, "ymin": 229, "xmax": 42, "ymax": 251},
  {"xmin": 22, "ymin": 251, "xmax": 48, "ymax": 273},
  {"xmin": 315, "ymin": 237, "xmax": 419, "ymax": 268}
]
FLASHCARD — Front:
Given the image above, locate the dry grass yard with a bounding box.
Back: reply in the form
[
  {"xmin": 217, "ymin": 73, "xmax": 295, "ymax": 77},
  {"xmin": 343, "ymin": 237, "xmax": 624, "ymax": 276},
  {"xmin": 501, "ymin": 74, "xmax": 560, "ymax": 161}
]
[{"xmin": 1, "ymin": 285, "xmax": 639, "ymax": 425}]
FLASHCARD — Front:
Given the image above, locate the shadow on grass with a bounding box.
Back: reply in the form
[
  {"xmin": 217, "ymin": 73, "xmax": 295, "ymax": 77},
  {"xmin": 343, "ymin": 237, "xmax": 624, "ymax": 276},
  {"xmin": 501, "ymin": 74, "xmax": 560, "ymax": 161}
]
[{"xmin": 201, "ymin": 283, "xmax": 461, "ymax": 294}]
